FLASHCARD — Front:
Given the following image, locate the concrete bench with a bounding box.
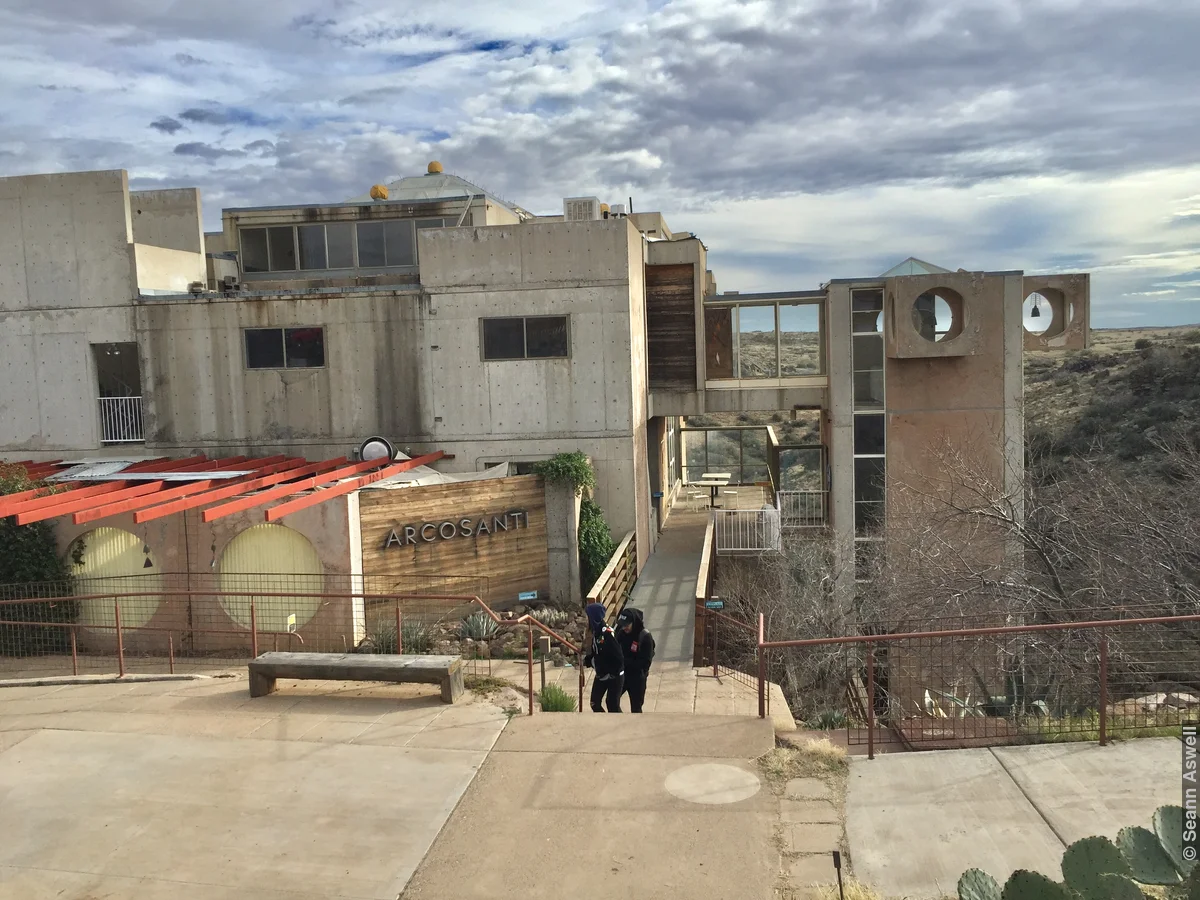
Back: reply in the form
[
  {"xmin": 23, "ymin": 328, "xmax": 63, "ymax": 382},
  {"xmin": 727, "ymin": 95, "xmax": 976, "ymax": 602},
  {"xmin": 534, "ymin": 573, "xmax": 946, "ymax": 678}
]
[{"xmin": 247, "ymin": 652, "xmax": 465, "ymax": 703}]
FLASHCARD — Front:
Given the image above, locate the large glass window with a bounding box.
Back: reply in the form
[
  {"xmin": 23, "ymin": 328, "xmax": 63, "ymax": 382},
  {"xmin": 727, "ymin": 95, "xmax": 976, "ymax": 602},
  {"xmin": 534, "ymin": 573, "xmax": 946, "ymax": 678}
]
[
  {"xmin": 680, "ymin": 427, "xmax": 773, "ymax": 485},
  {"xmin": 481, "ymin": 317, "xmax": 569, "ymax": 360},
  {"xmin": 298, "ymin": 224, "xmax": 327, "ymax": 270},
  {"xmin": 736, "ymin": 305, "xmax": 776, "ymax": 378},
  {"xmin": 779, "ymin": 303, "xmax": 821, "ymax": 376},
  {"xmin": 267, "ymin": 227, "xmax": 296, "ymax": 272},
  {"xmin": 240, "ymin": 228, "xmax": 270, "ymax": 273},
  {"xmin": 384, "ymin": 221, "xmax": 415, "ymax": 267},
  {"xmin": 852, "ymin": 287, "xmax": 887, "ymax": 541},
  {"xmin": 326, "ymin": 223, "xmax": 354, "ymax": 268},
  {"xmin": 356, "ymin": 222, "xmax": 386, "ymax": 268},
  {"xmin": 245, "ymin": 327, "xmax": 325, "ymax": 369},
  {"xmin": 705, "ymin": 300, "xmax": 823, "ymax": 380}
]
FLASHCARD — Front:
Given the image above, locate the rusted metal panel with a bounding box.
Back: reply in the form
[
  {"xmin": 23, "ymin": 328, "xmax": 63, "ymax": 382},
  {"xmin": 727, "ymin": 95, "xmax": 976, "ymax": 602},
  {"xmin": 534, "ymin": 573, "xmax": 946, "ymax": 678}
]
[{"xmin": 646, "ymin": 263, "xmax": 697, "ymax": 390}]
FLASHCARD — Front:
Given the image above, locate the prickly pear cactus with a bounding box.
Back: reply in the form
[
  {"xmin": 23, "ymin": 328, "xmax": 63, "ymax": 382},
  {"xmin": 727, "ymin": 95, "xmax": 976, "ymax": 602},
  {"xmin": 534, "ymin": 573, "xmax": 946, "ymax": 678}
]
[
  {"xmin": 1062, "ymin": 836, "xmax": 1133, "ymax": 900},
  {"xmin": 1098, "ymin": 873, "xmax": 1147, "ymax": 900},
  {"xmin": 1119, "ymin": 825, "xmax": 1183, "ymax": 885},
  {"xmin": 1000, "ymin": 870, "xmax": 1075, "ymax": 900},
  {"xmin": 1153, "ymin": 805, "xmax": 1193, "ymax": 877},
  {"xmin": 959, "ymin": 868, "xmax": 1001, "ymax": 900}
]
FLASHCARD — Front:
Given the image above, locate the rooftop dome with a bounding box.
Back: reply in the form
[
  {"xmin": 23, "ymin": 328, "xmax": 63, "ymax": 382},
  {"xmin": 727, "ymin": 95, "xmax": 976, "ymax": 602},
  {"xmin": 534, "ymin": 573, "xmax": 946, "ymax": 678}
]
[{"xmin": 427, "ymin": 161, "xmax": 443, "ymax": 174}]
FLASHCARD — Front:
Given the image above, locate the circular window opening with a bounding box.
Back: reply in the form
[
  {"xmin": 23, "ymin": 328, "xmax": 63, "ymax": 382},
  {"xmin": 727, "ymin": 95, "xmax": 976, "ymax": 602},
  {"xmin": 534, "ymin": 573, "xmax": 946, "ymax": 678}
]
[
  {"xmin": 218, "ymin": 524, "xmax": 323, "ymax": 632},
  {"xmin": 1023, "ymin": 292, "xmax": 1053, "ymax": 334},
  {"xmin": 911, "ymin": 289, "xmax": 963, "ymax": 343},
  {"xmin": 68, "ymin": 527, "xmax": 162, "ymax": 629}
]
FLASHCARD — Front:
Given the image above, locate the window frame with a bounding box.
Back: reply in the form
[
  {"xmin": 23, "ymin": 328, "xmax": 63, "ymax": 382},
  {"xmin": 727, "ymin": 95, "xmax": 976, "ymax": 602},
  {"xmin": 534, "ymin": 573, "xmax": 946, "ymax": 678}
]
[
  {"xmin": 243, "ymin": 326, "xmax": 328, "ymax": 371},
  {"xmin": 479, "ymin": 315, "xmax": 571, "ymax": 361}
]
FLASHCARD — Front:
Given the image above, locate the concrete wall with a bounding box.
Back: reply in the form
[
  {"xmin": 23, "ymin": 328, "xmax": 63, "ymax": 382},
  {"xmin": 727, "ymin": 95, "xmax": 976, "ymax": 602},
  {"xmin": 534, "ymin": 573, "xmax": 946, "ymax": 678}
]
[
  {"xmin": 136, "ymin": 289, "xmax": 428, "ymax": 458},
  {"xmin": 134, "ymin": 244, "xmax": 207, "ymax": 294},
  {"xmin": 824, "ymin": 283, "xmax": 856, "ymax": 596},
  {"xmin": 0, "ymin": 169, "xmax": 136, "ymax": 313},
  {"xmin": 418, "ymin": 218, "xmax": 648, "ymax": 539},
  {"xmin": 130, "ymin": 188, "xmax": 204, "ymax": 254}
]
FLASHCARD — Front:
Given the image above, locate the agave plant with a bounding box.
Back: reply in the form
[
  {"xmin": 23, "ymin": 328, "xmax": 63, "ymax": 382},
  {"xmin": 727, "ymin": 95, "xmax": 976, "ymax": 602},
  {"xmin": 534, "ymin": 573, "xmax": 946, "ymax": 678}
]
[
  {"xmin": 958, "ymin": 805, "xmax": 1196, "ymax": 900},
  {"xmin": 459, "ymin": 612, "xmax": 499, "ymax": 641}
]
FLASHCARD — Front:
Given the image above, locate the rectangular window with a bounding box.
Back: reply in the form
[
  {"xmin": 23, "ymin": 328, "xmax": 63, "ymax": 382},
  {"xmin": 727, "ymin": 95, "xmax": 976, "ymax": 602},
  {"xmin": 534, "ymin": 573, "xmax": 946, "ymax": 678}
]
[
  {"xmin": 356, "ymin": 222, "xmax": 386, "ymax": 267},
  {"xmin": 240, "ymin": 228, "xmax": 269, "ymax": 273},
  {"xmin": 245, "ymin": 327, "xmax": 325, "ymax": 369},
  {"xmin": 525, "ymin": 316, "xmax": 569, "ymax": 358},
  {"xmin": 852, "ymin": 289, "xmax": 884, "ymax": 334},
  {"xmin": 481, "ymin": 316, "xmax": 569, "ymax": 360},
  {"xmin": 384, "ymin": 220, "xmax": 415, "ymax": 267},
  {"xmin": 737, "ymin": 305, "xmax": 777, "ymax": 378},
  {"xmin": 853, "ymin": 371, "xmax": 885, "ymax": 409},
  {"xmin": 853, "ymin": 414, "xmax": 886, "ymax": 456},
  {"xmin": 778, "ymin": 303, "xmax": 821, "ymax": 376},
  {"xmin": 267, "ymin": 226, "xmax": 296, "ymax": 271},
  {"xmin": 326, "ymin": 223, "xmax": 354, "ymax": 268},
  {"xmin": 297, "ymin": 224, "xmax": 327, "ymax": 270},
  {"xmin": 852, "ymin": 335, "xmax": 884, "ymax": 372}
]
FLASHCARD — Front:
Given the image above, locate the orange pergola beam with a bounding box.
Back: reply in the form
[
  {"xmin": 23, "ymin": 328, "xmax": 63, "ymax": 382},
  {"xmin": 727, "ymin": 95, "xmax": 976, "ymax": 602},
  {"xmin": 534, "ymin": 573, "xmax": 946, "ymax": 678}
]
[
  {"xmin": 16, "ymin": 482, "xmax": 169, "ymax": 525},
  {"xmin": 265, "ymin": 452, "xmax": 445, "ymax": 522},
  {"xmin": 2, "ymin": 455, "xmax": 213, "ymax": 519},
  {"xmin": 135, "ymin": 457, "xmax": 348, "ymax": 524},
  {"xmin": 74, "ymin": 456, "xmax": 296, "ymax": 525},
  {"xmin": 202, "ymin": 457, "xmax": 394, "ymax": 523}
]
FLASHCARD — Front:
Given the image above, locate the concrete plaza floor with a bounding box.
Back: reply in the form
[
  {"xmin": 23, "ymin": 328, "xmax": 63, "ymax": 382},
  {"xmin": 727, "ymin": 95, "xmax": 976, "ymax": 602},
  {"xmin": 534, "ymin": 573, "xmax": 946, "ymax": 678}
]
[
  {"xmin": 846, "ymin": 738, "xmax": 1182, "ymax": 899},
  {"xmin": 401, "ymin": 712, "xmax": 782, "ymax": 900},
  {"xmin": 0, "ymin": 675, "xmax": 514, "ymax": 899}
]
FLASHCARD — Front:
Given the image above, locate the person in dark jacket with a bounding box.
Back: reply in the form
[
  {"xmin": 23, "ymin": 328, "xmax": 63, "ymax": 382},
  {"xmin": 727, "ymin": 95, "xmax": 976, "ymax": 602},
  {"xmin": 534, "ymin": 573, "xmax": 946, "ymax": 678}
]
[
  {"xmin": 616, "ymin": 607, "xmax": 655, "ymax": 713},
  {"xmin": 583, "ymin": 602, "xmax": 624, "ymax": 712}
]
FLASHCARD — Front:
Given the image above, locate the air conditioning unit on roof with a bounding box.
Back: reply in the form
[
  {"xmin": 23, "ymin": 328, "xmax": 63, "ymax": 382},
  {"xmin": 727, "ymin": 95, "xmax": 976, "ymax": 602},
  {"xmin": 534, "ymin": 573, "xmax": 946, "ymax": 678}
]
[{"xmin": 563, "ymin": 197, "xmax": 601, "ymax": 222}]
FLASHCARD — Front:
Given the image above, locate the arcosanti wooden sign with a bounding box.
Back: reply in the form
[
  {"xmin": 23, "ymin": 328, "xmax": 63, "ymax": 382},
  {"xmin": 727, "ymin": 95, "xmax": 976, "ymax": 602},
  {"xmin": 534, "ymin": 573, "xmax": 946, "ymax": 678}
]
[{"xmin": 382, "ymin": 509, "xmax": 529, "ymax": 548}]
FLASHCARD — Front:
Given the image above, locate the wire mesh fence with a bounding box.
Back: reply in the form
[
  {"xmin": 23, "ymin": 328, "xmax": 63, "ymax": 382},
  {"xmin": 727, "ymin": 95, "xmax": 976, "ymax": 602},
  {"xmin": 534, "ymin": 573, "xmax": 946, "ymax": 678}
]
[
  {"xmin": 0, "ymin": 572, "xmax": 493, "ymax": 680},
  {"xmin": 760, "ymin": 609, "xmax": 1200, "ymax": 752}
]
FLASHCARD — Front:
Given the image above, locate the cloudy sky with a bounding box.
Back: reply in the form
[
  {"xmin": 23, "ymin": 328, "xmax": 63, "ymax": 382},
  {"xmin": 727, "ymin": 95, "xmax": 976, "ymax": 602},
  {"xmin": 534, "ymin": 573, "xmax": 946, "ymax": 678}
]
[{"xmin": 2, "ymin": 0, "xmax": 1198, "ymax": 327}]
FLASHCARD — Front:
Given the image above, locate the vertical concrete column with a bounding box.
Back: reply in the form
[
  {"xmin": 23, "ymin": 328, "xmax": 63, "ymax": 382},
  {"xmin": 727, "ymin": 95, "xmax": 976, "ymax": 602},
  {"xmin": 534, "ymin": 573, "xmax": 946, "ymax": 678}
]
[
  {"xmin": 544, "ymin": 480, "xmax": 583, "ymax": 606},
  {"xmin": 1002, "ymin": 274, "xmax": 1026, "ymax": 568},
  {"xmin": 825, "ymin": 284, "xmax": 856, "ymax": 597}
]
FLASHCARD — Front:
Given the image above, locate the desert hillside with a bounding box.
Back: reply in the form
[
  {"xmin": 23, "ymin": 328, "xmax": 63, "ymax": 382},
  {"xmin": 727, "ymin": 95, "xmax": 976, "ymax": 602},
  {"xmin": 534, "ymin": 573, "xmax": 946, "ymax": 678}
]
[{"xmin": 1025, "ymin": 325, "xmax": 1200, "ymax": 467}]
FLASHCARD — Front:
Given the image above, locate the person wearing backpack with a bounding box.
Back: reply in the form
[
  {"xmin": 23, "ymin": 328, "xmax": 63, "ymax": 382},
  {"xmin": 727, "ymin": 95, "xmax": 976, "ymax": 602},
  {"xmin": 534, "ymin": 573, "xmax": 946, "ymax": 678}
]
[
  {"xmin": 583, "ymin": 602, "xmax": 624, "ymax": 712},
  {"xmin": 615, "ymin": 607, "xmax": 655, "ymax": 713}
]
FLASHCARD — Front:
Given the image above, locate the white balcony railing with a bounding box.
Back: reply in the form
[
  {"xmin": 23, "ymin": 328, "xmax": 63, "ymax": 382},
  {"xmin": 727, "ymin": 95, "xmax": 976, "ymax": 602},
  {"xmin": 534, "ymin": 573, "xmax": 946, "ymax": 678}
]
[
  {"xmin": 98, "ymin": 396, "xmax": 145, "ymax": 443},
  {"xmin": 714, "ymin": 507, "xmax": 781, "ymax": 554},
  {"xmin": 778, "ymin": 490, "xmax": 828, "ymax": 529}
]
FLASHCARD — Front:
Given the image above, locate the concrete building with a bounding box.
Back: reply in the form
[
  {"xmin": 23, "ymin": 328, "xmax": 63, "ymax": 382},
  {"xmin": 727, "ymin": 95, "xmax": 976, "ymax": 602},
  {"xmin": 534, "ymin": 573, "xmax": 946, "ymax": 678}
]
[{"xmin": 0, "ymin": 163, "xmax": 1090, "ymax": 595}]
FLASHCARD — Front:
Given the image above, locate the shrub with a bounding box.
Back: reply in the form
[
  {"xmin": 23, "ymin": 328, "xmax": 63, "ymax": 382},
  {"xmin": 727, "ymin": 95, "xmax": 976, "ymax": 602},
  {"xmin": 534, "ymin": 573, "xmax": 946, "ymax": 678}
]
[
  {"xmin": 459, "ymin": 612, "xmax": 498, "ymax": 640},
  {"xmin": 0, "ymin": 464, "xmax": 77, "ymax": 656},
  {"xmin": 579, "ymin": 498, "xmax": 616, "ymax": 593},
  {"xmin": 538, "ymin": 683, "xmax": 576, "ymax": 712},
  {"xmin": 532, "ymin": 452, "xmax": 596, "ymax": 496},
  {"xmin": 1135, "ymin": 337, "xmax": 1153, "ymax": 350},
  {"xmin": 805, "ymin": 709, "xmax": 849, "ymax": 730},
  {"xmin": 1182, "ymin": 329, "xmax": 1200, "ymax": 344}
]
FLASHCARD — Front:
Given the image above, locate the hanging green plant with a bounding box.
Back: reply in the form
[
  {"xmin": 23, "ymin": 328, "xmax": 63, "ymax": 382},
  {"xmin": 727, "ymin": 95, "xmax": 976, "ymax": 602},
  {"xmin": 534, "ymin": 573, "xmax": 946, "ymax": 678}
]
[{"xmin": 532, "ymin": 452, "xmax": 597, "ymax": 497}]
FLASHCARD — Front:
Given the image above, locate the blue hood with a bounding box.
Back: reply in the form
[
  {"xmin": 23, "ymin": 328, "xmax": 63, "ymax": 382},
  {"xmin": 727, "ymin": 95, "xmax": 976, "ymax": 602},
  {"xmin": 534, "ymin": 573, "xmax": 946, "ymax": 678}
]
[{"xmin": 585, "ymin": 602, "xmax": 607, "ymax": 632}]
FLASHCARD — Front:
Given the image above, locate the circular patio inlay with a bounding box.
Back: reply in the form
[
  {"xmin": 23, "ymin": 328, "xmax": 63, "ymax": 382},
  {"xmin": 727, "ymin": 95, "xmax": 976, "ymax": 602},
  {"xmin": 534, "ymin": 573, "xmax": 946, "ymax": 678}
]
[{"xmin": 664, "ymin": 763, "xmax": 761, "ymax": 805}]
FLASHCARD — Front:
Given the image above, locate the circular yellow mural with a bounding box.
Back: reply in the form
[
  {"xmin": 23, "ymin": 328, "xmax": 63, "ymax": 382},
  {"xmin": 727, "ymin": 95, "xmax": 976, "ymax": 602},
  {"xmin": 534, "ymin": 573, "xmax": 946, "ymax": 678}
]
[
  {"xmin": 68, "ymin": 527, "xmax": 162, "ymax": 629},
  {"xmin": 218, "ymin": 524, "xmax": 323, "ymax": 632}
]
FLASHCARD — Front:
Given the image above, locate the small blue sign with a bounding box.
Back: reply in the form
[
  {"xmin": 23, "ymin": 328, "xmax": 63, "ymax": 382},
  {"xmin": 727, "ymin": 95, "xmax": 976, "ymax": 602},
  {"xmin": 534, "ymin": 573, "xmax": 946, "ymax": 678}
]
[
  {"xmin": 705, "ymin": 599, "xmax": 724, "ymax": 610},
  {"xmin": 518, "ymin": 590, "xmax": 539, "ymax": 602}
]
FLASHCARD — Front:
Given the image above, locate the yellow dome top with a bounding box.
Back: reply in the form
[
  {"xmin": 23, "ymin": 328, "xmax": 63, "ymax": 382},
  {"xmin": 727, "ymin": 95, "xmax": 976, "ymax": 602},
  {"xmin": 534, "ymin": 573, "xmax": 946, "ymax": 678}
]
[
  {"xmin": 369, "ymin": 184, "xmax": 389, "ymax": 201},
  {"xmin": 427, "ymin": 160, "xmax": 444, "ymax": 174},
  {"xmin": 599, "ymin": 202, "xmax": 610, "ymax": 213}
]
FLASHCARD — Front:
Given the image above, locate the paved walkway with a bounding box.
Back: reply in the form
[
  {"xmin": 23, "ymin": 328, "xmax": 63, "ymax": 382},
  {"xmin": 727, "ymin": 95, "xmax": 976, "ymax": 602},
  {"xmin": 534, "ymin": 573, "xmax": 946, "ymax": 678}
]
[
  {"xmin": 401, "ymin": 713, "xmax": 781, "ymax": 900},
  {"xmin": 631, "ymin": 509, "xmax": 710, "ymax": 663},
  {"xmin": 0, "ymin": 675, "xmax": 515, "ymax": 899},
  {"xmin": 846, "ymin": 738, "xmax": 1181, "ymax": 899}
]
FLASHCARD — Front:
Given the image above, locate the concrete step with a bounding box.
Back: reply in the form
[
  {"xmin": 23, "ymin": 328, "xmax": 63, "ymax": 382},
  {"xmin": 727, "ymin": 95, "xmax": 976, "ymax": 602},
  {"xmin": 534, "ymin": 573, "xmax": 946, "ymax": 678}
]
[{"xmin": 496, "ymin": 710, "xmax": 776, "ymax": 759}]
